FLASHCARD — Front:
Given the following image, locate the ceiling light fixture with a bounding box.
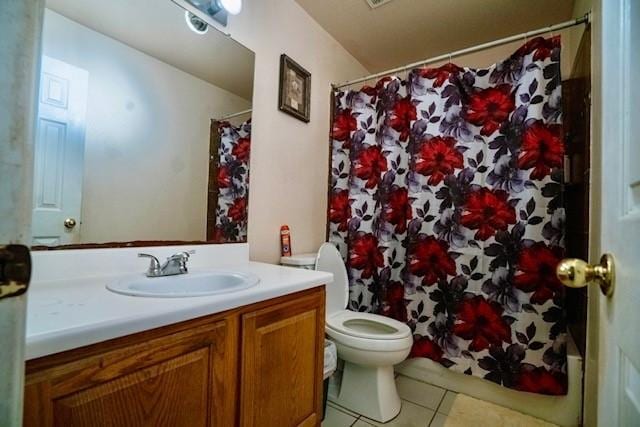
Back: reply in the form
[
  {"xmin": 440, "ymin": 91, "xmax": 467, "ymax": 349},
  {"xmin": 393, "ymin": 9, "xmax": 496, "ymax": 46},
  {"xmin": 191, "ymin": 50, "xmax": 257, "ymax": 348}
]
[
  {"xmin": 182, "ymin": 0, "xmax": 242, "ymax": 27},
  {"xmin": 218, "ymin": 0, "xmax": 242, "ymax": 15},
  {"xmin": 365, "ymin": 0, "xmax": 393, "ymax": 9},
  {"xmin": 185, "ymin": 10, "xmax": 209, "ymax": 34}
]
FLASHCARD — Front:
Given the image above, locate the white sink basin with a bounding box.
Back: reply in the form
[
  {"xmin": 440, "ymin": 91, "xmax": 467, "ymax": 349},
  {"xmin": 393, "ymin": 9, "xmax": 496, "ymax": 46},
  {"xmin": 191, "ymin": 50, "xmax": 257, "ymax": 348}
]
[{"xmin": 106, "ymin": 270, "xmax": 260, "ymax": 298}]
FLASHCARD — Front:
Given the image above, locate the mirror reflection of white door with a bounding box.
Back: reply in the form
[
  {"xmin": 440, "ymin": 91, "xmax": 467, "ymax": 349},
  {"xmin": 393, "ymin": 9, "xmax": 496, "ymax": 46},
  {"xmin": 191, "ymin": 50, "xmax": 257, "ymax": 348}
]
[
  {"xmin": 32, "ymin": 56, "xmax": 88, "ymax": 245},
  {"xmin": 594, "ymin": 0, "xmax": 640, "ymax": 425}
]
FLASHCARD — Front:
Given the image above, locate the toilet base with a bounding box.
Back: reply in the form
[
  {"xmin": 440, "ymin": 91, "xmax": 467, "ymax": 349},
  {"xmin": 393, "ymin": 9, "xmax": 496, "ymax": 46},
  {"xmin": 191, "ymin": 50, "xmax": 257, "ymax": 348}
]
[{"xmin": 334, "ymin": 361, "xmax": 401, "ymax": 423}]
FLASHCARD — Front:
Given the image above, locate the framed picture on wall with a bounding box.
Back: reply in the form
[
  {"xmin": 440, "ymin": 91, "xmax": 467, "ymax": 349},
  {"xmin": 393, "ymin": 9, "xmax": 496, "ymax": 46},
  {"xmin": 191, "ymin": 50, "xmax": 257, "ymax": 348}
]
[{"xmin": 278, "ymin": 54, "xmax": 311, "ymax": 122}]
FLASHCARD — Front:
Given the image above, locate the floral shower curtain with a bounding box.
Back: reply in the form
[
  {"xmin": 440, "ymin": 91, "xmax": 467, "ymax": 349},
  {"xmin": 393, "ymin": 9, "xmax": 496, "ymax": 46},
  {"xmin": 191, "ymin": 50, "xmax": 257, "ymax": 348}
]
[
  {"xmin": 328, "ymin": 37, "xmax": 567, "ymax": 395},
  {"xmin": 210, "ymin": 119, "xmax": 251, "ymax": 243}
]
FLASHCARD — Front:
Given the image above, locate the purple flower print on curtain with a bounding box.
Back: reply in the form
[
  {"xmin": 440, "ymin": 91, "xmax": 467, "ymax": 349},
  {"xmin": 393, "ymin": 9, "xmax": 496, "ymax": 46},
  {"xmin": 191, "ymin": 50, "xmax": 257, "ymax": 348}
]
[
  {"xmin": 328, "ymin": 37, "xmax": 567, "ymax": 395},
  {"xmin": 212, "ymin": 119, "xmax": 251, "ymax": 243}
]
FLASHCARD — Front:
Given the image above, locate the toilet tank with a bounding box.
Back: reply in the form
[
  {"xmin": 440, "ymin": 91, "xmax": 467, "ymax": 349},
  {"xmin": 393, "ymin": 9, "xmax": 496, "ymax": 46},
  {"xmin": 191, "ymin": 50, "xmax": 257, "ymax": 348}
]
[{"xmin": 280, "ymin": 253, "xmax": 317, "ymax": 270}]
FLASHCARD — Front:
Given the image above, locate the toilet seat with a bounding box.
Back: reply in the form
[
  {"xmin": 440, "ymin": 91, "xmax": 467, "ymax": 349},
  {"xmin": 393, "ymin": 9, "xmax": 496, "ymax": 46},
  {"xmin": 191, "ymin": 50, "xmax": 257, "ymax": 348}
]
[{"xmin": 326, "ymin": 310, "xmax": 411, "ymax": 341}]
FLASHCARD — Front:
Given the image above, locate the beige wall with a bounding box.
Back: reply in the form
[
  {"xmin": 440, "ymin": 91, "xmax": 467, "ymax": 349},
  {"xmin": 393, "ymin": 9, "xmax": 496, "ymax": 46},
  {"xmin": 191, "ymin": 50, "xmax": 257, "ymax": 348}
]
[
  {"xmin": 221, "ymin": 0, "xmax": 369, "ymax": 263},
  {"xmin": 42, "ymin": 10, "xmax": 251, "ymax": 243}
]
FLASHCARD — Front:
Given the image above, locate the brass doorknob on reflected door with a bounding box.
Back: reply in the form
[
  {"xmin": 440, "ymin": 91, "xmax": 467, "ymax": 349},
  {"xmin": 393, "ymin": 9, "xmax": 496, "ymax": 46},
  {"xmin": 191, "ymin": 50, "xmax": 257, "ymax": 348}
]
[
  {"xmin": 64, "ymin": 218, "xmax": 77, "ymax": 229},
  {"xmin": 556, "ymin": 254, "xmax": 615, "ymax": 297}
]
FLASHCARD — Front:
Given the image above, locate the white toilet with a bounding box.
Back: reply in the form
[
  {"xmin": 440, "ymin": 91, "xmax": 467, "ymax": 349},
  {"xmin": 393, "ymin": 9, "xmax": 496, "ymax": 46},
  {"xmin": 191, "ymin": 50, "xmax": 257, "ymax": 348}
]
[{"xmin": 315, "ymin": 243, "xmax": 413, "ymax": 423}]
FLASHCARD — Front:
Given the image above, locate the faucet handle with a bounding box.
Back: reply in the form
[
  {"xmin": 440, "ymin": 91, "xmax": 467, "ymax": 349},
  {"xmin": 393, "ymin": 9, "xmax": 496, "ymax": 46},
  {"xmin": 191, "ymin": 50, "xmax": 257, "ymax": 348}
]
[
  {"xmin": 138, "ymin": 253, "xmax": 161, "ymax": 277},
  {"xmin": 168, "ymin": 250, "xmax": 195, "ymax": 261},
  {"xmin": 164, "ymin": 250, "xmax": 195, "ymax": 275}
]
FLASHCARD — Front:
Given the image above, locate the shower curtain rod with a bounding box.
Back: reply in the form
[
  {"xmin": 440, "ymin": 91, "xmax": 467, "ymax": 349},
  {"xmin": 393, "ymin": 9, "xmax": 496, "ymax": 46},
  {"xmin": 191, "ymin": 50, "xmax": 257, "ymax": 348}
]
[
  {"xmin": 219, "ymin": 108, "xmax": 252, "ymax": 120},
  {"xmin": 333, "ymin": 13, "xmax": 590, "ymax": 89}
]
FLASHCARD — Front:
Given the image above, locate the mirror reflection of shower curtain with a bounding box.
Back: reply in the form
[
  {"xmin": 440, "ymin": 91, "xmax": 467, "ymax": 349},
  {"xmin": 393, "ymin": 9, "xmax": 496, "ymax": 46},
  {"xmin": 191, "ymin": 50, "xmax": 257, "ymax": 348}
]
[
  {"xmin": 207, "ymin": 118, "xmax": 251, "ymax": 243},
  {"xmin": 327, "ymin": 37, "xmax": 568, "ymax": 395}
]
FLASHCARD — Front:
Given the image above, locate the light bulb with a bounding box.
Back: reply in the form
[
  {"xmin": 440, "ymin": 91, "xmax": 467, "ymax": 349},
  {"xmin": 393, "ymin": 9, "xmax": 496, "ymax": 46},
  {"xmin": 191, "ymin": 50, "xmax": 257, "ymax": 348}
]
[
  {"xmin": 219, "ymin": 0, "xmax": 242, "ymax": 15},
  {"xmin": 185, "ymin": 11, "xmax": 209, "ymax": 34}
]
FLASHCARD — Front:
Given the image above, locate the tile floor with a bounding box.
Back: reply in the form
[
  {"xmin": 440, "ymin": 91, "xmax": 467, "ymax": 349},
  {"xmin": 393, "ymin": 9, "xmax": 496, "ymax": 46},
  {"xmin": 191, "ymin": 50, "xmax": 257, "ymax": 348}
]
[{"xmin": 322, "ymin": 375, "xmax": 458, "ymax": 427}]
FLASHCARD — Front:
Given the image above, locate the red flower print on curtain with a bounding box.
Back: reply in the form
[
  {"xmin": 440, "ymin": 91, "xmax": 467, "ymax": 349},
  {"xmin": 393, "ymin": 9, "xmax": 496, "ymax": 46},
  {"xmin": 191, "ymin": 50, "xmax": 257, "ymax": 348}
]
[
  {"xmin": 518, "ymin": 121, "xmax": 564, "ymax": 179},
  {"xmin": 354, "ymin": 145, "xmax": 388, "ymax": 188},
  {"xmin": 328, "ymin": 37, "xmax": 567, "ymax": 395},
  {"xmin": 453, "ymin": 296, "xmax": 512, "ymax": 352},
  {"xmin": 464, "ymin": 85, "xmax": 515, "ymax": 136},
  {"xmin": 460, "ymin": 188, "xmax": 517, "ymax": 240},
  {"xmin": 389, "ymin": 96, "xmax": 418, "ymax": 141},
  {"xmin": 415, "ymin": 136, "xmax": 464, "ymax": 185},
  {"xmin": 514, "ymin": 243, "xmax": 564, "ymax": 304},
  {"xmin": 349, "ymin": 232, "xmax": 385, "ymax": 279},
  {"xmin": 383, "ymin": 187, "xmax": 412, "ymax": 233},
  {"xmin": 329, "ymin": 189, "xmax": 352, "ymax": 232},
  {"xmin": 408, "ymin": 235, "xmax": 457, "ymax": 286},
  {"xmin": 332, "ymin": 108, "xmax": 357, "ymax": 148},
  {"xmin": 419, "ymin": 63, "xmax": 464, "ymax": 88},
  {"xmin": 212, "ymin": 119, "xmax": 251, "ymax": 243}
]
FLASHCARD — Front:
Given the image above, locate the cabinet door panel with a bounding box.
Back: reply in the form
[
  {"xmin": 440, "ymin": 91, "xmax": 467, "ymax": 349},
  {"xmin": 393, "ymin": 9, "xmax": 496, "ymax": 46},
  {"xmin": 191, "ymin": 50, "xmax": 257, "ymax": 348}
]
[
  {"xmin": 53, "ymin": 348, "xmax": 209, "ymax": 427},
  {"xmin": 240, "ymin": 290, "xmax": 325, "ymax": 427},
  {"xmin": 24, "ymin": 318, "xmax": 236, "ymax": 427}
]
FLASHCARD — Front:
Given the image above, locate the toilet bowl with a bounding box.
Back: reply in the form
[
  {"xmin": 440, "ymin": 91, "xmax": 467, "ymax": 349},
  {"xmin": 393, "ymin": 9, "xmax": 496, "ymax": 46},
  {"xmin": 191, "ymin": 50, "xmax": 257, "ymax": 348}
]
[{"xmin": 316, "ymin": 243, "xmax": 412, "ymax": 423}]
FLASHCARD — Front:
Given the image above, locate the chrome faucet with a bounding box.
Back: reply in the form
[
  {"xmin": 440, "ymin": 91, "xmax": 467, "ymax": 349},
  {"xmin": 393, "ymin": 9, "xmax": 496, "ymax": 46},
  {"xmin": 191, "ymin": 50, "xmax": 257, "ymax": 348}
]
[{"xmin": 138, "ymin": 250, "xmax": 195, "ymax": 277}]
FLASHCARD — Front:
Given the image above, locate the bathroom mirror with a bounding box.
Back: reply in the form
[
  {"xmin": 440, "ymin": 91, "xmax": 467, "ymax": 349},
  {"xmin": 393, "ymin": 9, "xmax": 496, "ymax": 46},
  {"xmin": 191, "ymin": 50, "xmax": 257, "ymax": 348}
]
[{"xmin": 32, "ymin": 0, "xmax": 254, "ymax": 249}]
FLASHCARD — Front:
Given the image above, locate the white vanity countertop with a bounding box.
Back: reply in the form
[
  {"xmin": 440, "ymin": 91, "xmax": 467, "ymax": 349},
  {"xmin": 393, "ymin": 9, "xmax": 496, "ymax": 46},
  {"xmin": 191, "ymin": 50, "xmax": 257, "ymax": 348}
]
[{"xmin": 26, "ymin": 261, "xmax": 332, "ymax": 360}]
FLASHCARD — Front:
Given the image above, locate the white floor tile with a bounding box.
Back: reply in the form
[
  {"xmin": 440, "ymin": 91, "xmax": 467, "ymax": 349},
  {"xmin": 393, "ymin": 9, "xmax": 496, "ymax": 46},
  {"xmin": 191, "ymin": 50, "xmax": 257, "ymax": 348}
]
[
  {"xmin": 352, "ymin": 420, "xmax": 375, "ymax": 427},
  {"xmin": 396, "ymin": 376, "xmax": 446, "ymax": 410},
  {"xmin": 429, "ymin": 413, "xmax": 448, "ymax": 427},
  {"xmin": 322, "ymin": 404, "xmax": 358, "ymax": 427},
  {"xmin": 437, "ymin": 391, "xmax": 458, "ymax": 415},
  {"xmin": 362, "ymin": 400, "xmax": 435, "ymax": 427},
  {"xmin": 328, "ymin": 400, "xmax": 361, "ymax": 418}
]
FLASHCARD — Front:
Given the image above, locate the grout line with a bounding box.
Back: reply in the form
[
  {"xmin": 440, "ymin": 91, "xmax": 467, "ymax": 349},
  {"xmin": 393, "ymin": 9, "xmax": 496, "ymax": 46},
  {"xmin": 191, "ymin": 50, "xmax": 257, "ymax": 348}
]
[
  {"xmin": 329, "ymin": 400, "xmax": 360, "ymax": 418},
  {"xmin": 426, "ymin": 408, "xmax": 437, "ymax": 427},
  {"xmin": 434, "ymin": 389, "xmax": 448, "ymax": 413}
]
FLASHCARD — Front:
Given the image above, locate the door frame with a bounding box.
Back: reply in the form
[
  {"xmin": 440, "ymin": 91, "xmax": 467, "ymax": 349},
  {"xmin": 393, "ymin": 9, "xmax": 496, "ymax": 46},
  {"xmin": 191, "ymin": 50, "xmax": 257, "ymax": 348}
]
[
  {"xmin": 583, "ymin": 1, "xmax": 603, "ymax": 426},
  {"xmin": 0, "ymin": 0, "xmax": 45, "ymax": 425}
]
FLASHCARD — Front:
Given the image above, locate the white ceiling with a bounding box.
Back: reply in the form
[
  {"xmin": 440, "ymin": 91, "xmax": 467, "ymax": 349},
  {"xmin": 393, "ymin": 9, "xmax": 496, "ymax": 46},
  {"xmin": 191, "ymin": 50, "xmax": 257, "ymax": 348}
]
[
  {"xmin": 46, "ymin": 0, "xmax": 254, "ymax": 100},
  {"xmin": 295, "ymin": 0, "xmax": 576, "ymax": 73}
]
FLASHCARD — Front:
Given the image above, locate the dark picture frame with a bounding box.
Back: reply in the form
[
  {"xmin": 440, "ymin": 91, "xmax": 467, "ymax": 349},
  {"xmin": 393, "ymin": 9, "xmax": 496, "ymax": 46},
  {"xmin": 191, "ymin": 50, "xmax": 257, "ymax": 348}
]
[{"xmin": 278, "ymin": 54, "xmax": 311, "ymax": 122}]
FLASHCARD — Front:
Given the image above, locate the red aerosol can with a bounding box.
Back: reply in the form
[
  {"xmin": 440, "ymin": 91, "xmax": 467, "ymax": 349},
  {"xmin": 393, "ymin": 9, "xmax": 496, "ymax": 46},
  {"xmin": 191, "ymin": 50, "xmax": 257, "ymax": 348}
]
[{"xmin": 280, "ymin": 225, "xmax": 292, "ymax": 257}]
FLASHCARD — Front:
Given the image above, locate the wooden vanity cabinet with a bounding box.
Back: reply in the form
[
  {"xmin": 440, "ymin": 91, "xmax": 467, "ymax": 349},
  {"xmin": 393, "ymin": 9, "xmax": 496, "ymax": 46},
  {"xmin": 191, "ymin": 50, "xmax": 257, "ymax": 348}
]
[{"xmin": 23, "ymin": 286, "xmax": 325, "ymax": 427}]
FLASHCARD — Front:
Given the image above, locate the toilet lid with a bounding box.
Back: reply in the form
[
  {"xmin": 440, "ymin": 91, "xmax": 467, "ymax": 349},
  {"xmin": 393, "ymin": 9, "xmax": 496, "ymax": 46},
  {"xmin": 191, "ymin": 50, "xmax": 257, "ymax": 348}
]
[
  {"xmin": 326, "ymin": 310, "xmax": 411, "ymax": 341},
  {"xmin": 315, "ymin": 243, "xmax": 349, "ymax": 317}
]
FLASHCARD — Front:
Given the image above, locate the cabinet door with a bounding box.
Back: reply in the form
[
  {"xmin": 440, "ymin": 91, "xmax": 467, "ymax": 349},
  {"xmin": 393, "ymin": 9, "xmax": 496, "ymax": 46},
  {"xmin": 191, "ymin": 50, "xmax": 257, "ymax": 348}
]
[
  {"xmin": 53, "ymin": 348, "xmax": 210, "ymax": 426},
  {"xmin": 240, "ymin": 288, "xmax": 325, "ymax": 427},
  {"xmin": 24, "ymin": 319, "xmax": 236, "ymax": 427}
]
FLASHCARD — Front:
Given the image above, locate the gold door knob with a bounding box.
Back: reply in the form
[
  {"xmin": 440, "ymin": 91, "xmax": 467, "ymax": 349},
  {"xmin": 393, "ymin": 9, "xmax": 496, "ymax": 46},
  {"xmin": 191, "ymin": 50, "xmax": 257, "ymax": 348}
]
[
  {"xmin": 64, "ymin": 218, "xmax": 77, "ymax": 230},
  {"xmin": 556, "ymin": 254, "xmax": 615, "ymax": 297}
]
